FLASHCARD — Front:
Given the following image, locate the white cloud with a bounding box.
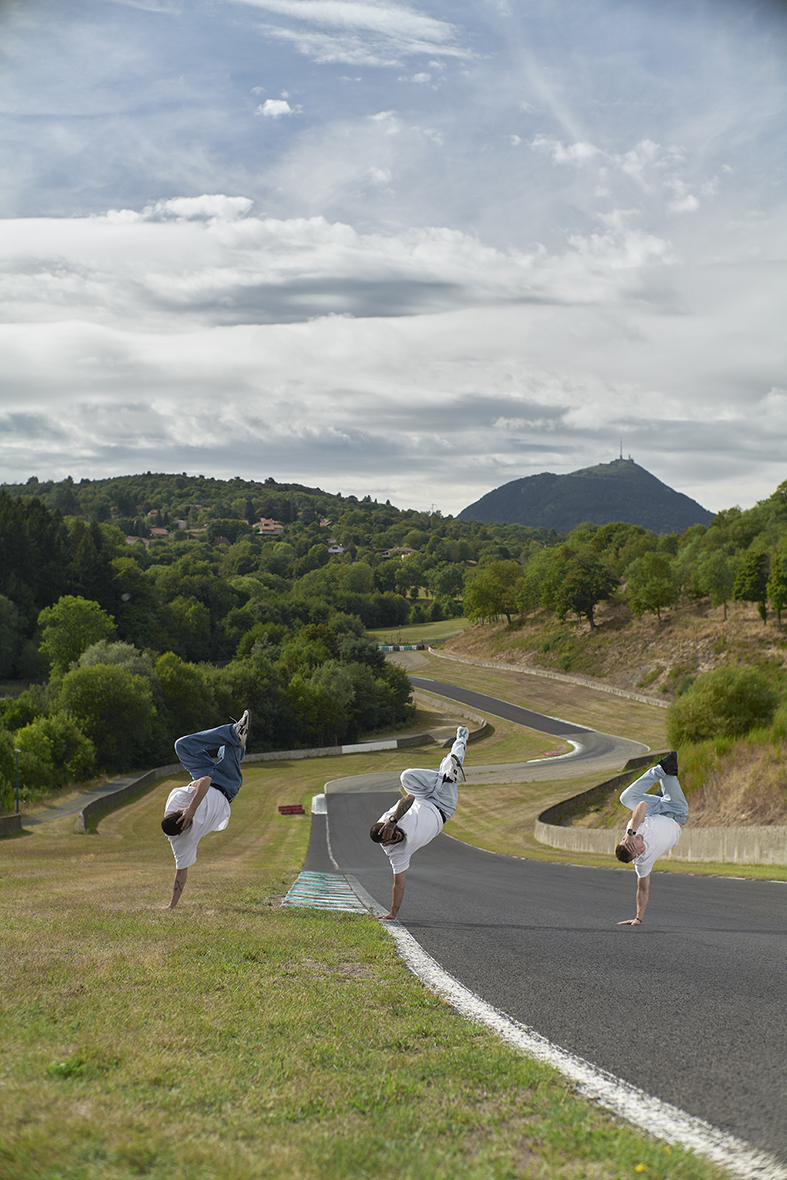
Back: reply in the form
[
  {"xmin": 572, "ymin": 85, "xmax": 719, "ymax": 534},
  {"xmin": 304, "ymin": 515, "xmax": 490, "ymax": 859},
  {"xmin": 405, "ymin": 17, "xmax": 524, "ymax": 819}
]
[
  {"xmin": 146, "ymin": 195, "xmax": 255, "ymax": 220},
  {"xmin": 229, "ymin": 0, "xmax": 471, "ymax": 67},
  {"xmin": 230, "ymin": 0, "xmax": 458, "ymax": 43},
  {"xmin": 256, "ymin": 98, "xmax": 298, "ymax": 117},
  {"xmin": 531, "ymin": 135, "xmax": 601, "ymax": 165},
  {"xmin": 668, "ymin": 193, "xmax": 700, "ymax": 215},
  {"xmin": 1, "ymin": 194, "xmax": 785, "ymax": 514},
  {"xmin": 1, "ymin": 0, "xmax": 785, "ymax": 517}
]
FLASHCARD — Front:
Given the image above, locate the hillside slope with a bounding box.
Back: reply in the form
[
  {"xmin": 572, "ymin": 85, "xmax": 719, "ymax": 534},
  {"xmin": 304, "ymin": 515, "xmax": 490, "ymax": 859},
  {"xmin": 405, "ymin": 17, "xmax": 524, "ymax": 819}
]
[
  {"xmin": 443, "ymin": 599, "xmax": 786, "ymax": 701},
  {"xmin": 443, "ymin": 602, "xmax": 787, "ymax": 829}
]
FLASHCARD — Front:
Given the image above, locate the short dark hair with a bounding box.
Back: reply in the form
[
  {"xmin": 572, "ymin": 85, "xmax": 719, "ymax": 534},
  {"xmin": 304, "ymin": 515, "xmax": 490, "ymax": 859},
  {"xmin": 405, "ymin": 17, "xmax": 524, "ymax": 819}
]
[
  {"xmin": 370, "ymin": 821, "xmax": 403, "ymax": 843},
  {"xmin": 615, "ymin": 841, "xmax": 634, "ymax": 863},
  {"xmin": 162, "ymin": 810, "xmax": 186, "ymax": 836}
]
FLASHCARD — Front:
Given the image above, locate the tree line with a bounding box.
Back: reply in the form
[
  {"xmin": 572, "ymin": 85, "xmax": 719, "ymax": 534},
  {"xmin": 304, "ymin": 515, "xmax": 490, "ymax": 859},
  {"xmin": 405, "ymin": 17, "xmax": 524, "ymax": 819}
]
[
  {"xmin": 462, "ymin": 484, "xmax": 787, "ymax": 631},
  {"xmin": 0, "ymin": 480, "xmax": 545, "ymax": 807}
]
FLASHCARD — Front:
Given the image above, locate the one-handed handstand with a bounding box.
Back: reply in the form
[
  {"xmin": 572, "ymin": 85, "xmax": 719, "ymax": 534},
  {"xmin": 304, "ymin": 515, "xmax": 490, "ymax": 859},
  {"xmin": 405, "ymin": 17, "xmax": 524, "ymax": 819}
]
[
  {"xmin": 161, "ymin": 710, "xmax": 250, "ymax": 910},
  {"xmin": 615, "ymin": 750, "xmax": 688, "ymax": 927},
  {"xmin": 370, "ymin": 725, "xmax": 468, "ymax": 920}
]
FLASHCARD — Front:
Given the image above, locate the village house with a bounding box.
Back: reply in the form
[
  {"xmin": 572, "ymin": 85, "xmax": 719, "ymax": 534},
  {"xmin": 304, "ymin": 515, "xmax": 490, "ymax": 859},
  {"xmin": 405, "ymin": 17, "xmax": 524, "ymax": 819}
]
[{"xmin": 254, "ymin": 517, "xmax": 285, "ymax": 535}]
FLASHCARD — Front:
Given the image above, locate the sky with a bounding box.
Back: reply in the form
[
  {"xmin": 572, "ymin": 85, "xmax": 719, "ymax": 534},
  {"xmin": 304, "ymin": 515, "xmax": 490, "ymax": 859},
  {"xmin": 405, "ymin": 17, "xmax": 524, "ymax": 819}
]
[{"xmin": 0, "ymin": 0, "xmax": 786, "ymax": 518}]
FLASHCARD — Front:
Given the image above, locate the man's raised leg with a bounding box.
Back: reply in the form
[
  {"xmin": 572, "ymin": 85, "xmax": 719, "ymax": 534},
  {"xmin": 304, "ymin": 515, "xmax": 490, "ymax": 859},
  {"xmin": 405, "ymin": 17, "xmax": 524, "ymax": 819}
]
[
  {"xmin": 174, "ymin": 719, "xmax": 247, "ymax": 801},
  {"xmin": 439, "ymin": 725, "xmax": 469, "ymax": 780}
]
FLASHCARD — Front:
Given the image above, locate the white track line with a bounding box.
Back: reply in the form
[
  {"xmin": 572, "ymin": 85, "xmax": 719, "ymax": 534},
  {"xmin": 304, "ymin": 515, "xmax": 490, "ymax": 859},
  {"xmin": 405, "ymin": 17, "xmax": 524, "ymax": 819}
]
[{"xmin": 345, "ymin": 877, "xmax": 785, "ymax": 1180}]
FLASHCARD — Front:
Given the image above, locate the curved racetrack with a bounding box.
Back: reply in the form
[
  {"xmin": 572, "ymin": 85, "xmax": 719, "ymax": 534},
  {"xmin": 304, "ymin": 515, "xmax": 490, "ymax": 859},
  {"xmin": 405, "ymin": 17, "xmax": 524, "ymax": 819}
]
[{"xmin": 304, "ymin": 680, "xmax": 787, "ymax": 1167}]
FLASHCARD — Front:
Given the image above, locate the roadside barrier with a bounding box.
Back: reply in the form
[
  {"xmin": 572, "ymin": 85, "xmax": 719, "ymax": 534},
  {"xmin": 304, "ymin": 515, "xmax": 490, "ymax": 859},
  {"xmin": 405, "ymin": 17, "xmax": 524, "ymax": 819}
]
[{"xmin": 534, "ymin": 757, "xmax": 787, "ymax": 866}]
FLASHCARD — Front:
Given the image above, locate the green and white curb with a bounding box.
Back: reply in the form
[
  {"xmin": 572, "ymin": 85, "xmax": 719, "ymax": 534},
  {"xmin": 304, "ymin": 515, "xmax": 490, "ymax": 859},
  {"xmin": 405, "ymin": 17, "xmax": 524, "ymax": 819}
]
[{"xmin": 281, "ymin": 871, "xmax": 371, "ymax": 913}]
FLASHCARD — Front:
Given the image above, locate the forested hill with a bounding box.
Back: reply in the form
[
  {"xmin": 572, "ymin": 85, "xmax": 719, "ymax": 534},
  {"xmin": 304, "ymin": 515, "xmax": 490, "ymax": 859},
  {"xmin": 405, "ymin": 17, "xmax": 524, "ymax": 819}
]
[
  {"xmin": 459, "ymin": 459, "xmax": 715, "ymax": 534},
  {"xmin": 0, "ymin": 472, "xmax": 556, "ymax": 799},
  {"xmin": 1, "ymin": 472, "xmax": 362, "ymax": 533}
]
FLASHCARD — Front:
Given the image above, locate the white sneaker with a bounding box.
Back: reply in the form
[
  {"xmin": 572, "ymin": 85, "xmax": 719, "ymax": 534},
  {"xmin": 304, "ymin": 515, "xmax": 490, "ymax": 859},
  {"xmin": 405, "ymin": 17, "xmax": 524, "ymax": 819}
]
[
  {"xmin": 440, "ymin": 753, "xmax": 466, "ymax": 783},
  {"xmin": 233, "ymin": 709, "xmax": 251, "ymax": 749}
]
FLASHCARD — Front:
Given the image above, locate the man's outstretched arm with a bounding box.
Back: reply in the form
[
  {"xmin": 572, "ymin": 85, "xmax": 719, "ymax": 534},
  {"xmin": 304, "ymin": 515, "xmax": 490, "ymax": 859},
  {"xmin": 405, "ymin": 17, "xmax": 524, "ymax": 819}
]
[
  {"xmin": 379, "ymin": 794, "xmax": 414, "ymax": 842},
  {"xmin": 179, "ymin": 775, "xmax": 212, "ymax": 827},
  {"xmin": 619, "ymin": 799, "xmax": 648, "ymax": 857},
  {"xmin": 165, "ymin": 867, "xmax": 188, "ymax": 911},
  {"xmin": 618, "ymin": 874, "xmax": 649, "ymax": 926},
  {"xmin": 381, "ymin": 871, "xmax": 407, "ymax": 920}
]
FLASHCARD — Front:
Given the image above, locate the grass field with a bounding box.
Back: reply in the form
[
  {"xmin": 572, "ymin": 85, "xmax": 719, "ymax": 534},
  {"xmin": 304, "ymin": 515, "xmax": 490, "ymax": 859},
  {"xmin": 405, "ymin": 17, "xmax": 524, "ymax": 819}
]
[
  {"xmin": 0, "ymin": 671, "xmax": 752, "ymax": 1179},
  {"xmin": 366, "ymin": 617, "xmax": 470, "ymax": 646},
  {"xmin": 2, "ymin": 750, "xmax": 730, "ymax": 1180}
]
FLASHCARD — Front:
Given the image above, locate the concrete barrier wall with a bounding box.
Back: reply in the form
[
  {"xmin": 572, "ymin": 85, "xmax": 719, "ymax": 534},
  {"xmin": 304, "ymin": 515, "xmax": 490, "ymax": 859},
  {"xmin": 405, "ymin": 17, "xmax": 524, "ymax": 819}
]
[
  {"xmin": 534, "ymin": 818, "xmax": 787, "ymax": 865},
  {"xmin": 427, "ymin": 647, "xmax": 669, "ymax": 708},
  {"xmin": 537, "ymin": 755, "xmax": 658, "ymax": 827},
  {"xmin": 75, "ymin": 764, "xmax": 182, "ymax": 832},
  {"xmin": 0, "ymin": 813, "xmax": 22, "ymax": 836},
  {"xmin": 535, "ymin": 762, "xmax": 787, "ymax": 866}
]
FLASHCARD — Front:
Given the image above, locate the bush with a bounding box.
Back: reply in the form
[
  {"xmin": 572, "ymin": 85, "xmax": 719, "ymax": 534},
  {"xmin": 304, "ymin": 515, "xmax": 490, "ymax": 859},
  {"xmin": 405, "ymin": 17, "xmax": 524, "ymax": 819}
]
[
  {"xmin": 667, "ymin": 666, "xmax": 780, "ymax": 746},
  {"xmin": 0, "ymin": 730, "xmax": 17, "ymax": 811},
  {"xmin": 57, "ymin": 664, "xmax": 154, "ymax": 773},
  {"xmin": 14, "ymin": 712, "xmax": 96, "ymax": 794},
  {"xmin": 155, "ymin": 652, "xmax": 215, "ymax": 738}
]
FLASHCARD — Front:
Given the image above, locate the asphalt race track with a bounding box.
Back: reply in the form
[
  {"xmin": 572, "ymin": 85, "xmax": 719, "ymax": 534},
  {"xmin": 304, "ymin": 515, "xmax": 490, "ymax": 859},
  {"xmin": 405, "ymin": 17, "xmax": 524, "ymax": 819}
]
[{"xmin": 307, "ymin": 682, "xmax": 787, "ymax": 1167}]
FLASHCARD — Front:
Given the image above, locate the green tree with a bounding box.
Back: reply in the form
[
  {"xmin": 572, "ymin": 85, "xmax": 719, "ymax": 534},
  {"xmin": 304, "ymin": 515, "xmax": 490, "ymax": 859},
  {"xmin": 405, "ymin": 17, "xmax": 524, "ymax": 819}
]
[
  {"xmin": 112, "ymin": 555, "xmax": 161, "ymax": 650},
  {"xmin": 78, "ymin": 640, "xmax": 154, "ymax": 678},
  {"xmin": 155, "ymin": 652, "xmax": 215, "ymax": 736},
  {"xmin": 693, "ymin": 550, "xmax": 736, "ymax": 619},
  {"xmin": 38, "ymin": 595, "xmax": 117, "ymax": 675},
  {"xmin": 733, "ymin": 550, "xmax": 769, "ymax": 623},
  {"xmin": 515, "ymin": 548, "xmax": 553, "ymax": 617},
  {"xmin": 373, "ymin": 559, "xmax": 400, "ymax": 594},
  {"xmin": 67, "ymin": 519, "xmax": 119, "ymax": 611},
  {"xmin": 57, "ymin": 664, "xmax": 154, "ymax": 772},
  {"xmin": 767, "ymin": 550, "xmax": 787, "ymax": 629},
  {"xmin": 429, "ymin": 562, "xmax": 465, "ymax": 601},
  {"xmin": 464, "ymin": 560, "xmax": 523, "ymax": 624},
  {"xmin": 14, "ymin": 713, "xmax": 96, "ymax": 793},
  {"xmin": 0, "ymin": 595, "xmax": 21, "ymax": 678},
  {"xmin": 160, "ymin": 595, "xmax": 212, "ymax": 662},
  {"xmin": 625, "ymin": 553, "xmax": 679, "ymax": 620},
  {"xmin": 0, "ymin": 729, "xmax": 16, "ymax": 811},
  {"xmin": 206, "ymin": 655, "xmax": 282, "ymax": 753},
  {"xmin": 667, "ymin": 666, "xmax": 779, "ymax": 746},
  {"xmin": 541, "ymin": 547, "xmax": 617, "ymax": 630},
  {"xmin": 285, "ymin": 673, "xmax": 345, "ymax": 747}
]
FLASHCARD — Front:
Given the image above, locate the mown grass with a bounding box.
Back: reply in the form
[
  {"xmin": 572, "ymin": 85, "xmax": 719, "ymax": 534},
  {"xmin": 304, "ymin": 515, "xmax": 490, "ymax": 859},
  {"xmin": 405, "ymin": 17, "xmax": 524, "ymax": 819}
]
[
  {"xmin": 415, "ymin": 649, "xmax": 669, "ymax": 749},
  {"xmin": 1, "ymin": 755, "xmax": 730, "ymax": 1180},
  {"xmin": 366, "ymin": 617, "xmax": 470, "ymax": 646}
]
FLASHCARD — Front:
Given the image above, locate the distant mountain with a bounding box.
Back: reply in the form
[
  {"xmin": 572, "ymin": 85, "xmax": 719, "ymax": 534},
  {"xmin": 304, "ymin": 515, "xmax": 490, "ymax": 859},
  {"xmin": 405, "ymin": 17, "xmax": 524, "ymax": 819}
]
[{"xmin": 458, "ymin": 459, "xmax": 715, "ymax": 535}]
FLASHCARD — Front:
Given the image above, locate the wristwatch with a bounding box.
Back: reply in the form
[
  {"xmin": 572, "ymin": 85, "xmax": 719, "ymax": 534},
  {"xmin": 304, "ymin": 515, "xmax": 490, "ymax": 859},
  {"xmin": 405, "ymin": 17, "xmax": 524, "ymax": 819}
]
[{"xmin": 626, "ymin": 828, "xmax": 636, "ymax": 836}]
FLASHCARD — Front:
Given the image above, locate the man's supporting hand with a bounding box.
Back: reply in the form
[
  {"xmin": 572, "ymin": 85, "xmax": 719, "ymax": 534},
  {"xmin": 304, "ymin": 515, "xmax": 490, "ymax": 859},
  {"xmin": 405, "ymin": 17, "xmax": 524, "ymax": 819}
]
[
  {"xmin": 164, "ymin": 867, "xmax": 188, "ymax": 910},
  {"xmin": 618, "ymin": 875, "xmax": 650, "ymax": 926},
  {"xmin": 380, "ymin": 870, "xmax": 407, "ymax": 920}
]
